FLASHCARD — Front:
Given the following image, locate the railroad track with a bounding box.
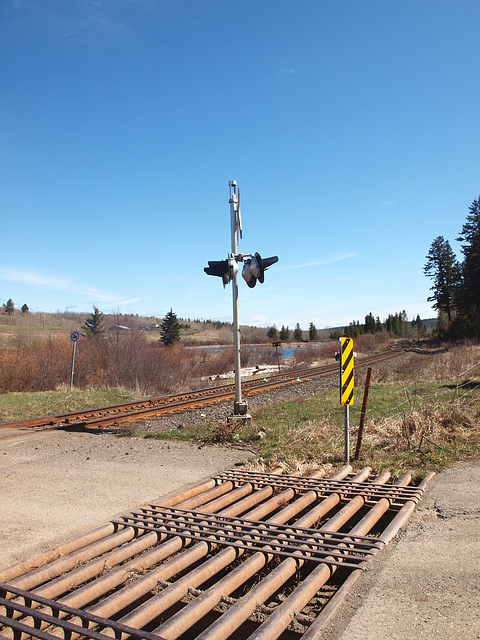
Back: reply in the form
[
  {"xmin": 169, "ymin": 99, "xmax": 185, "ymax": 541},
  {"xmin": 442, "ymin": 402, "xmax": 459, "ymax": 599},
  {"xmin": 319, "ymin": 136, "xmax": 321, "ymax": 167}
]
[{"xmin": 1, "ymin": 347, "xmax": 409, "ymax": 433}]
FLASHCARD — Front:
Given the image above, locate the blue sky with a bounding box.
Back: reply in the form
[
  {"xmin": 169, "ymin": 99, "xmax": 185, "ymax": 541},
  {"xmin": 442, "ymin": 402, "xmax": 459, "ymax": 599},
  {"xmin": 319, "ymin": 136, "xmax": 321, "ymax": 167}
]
[{"xmin": 1, "ymin": 1, "xmax": 479, "ymax": 329}]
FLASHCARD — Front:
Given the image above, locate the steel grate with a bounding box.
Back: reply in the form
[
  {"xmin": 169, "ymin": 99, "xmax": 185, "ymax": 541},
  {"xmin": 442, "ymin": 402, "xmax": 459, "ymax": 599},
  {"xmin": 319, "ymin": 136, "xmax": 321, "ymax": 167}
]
[
  {"xmin": 213, "ymin": 470, "xmax": 425, "ymax": 505},
  {"xmin": 0, "ymin": 583, "xmax": 165, "ymax": 640},
  {"xmin": 113, "ymin": 506, "xmax": 383, "ymax": 568},
  {"xmin": 0, "ymin": 466, "xmax": 434, "ymax": 640}
]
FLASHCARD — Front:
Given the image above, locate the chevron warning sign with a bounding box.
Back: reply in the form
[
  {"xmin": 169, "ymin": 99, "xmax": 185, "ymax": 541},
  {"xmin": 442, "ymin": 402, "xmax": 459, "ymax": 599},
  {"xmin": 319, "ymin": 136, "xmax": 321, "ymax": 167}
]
[{"xmin": 340, "ymin": 337, "xmax": 354, "ymax": 405}]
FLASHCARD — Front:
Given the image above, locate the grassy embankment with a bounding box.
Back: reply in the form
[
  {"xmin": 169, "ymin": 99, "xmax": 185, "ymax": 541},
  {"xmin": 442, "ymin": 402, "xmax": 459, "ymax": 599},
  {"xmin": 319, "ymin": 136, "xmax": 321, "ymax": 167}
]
[{"xmin": 139, "ymin": 342, "xmax": 480, "ymax": 478}]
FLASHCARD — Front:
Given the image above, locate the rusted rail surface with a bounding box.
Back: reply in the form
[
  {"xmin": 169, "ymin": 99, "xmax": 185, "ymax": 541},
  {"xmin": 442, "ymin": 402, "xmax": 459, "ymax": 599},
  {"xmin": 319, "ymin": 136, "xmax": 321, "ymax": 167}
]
[
  {"xmin": 0, "ymin": 465, "xmax": 434, "ymax": 640},
  {"xmin": 1, "ymin": 348, "xmax": 407, "ymax": 432}
]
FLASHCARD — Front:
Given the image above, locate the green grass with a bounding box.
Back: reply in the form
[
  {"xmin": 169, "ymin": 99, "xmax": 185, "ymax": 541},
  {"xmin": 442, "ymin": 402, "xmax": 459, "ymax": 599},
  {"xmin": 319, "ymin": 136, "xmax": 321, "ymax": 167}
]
[
  {"xmin": 3, "ymin": 343, "xmax": 480, "ymax": 480},
  {"xmin": 146, "ymin": 379, "xmax": 480, "ymax": 478},
  {"xmin": 0, "ymin": 388, "xmax": 141, "ymax": 424}
]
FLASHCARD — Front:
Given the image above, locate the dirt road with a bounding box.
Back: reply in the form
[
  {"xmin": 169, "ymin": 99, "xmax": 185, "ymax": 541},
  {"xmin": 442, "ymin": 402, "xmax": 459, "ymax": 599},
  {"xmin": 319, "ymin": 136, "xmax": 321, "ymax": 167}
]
[{"xmin": 0, "ymin": 428, "xmax": 252, "ymax": 567}]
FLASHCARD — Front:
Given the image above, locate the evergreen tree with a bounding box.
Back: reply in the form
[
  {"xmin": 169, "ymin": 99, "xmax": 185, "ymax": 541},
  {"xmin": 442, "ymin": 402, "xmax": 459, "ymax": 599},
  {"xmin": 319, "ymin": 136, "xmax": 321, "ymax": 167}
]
[
  {"xmin": 267, "ymin": 325, "xmax": 278, "ymax": 340},
  {"xmin": 293, "ymin": 323, "xmax": 303, "ymax": 341},
  {"xmin": 308, "ymin": 322, "xmax": 318, "ymax": 341},
  {"xmin": 21, "ymin": 303, "xmax": 29, "ymax": 313},
  {"xmin": 159, "ymin": 308, "xmax": 181, "ymax": 346},
  {"xmin": 364, "ymin": 312, "xmax": 376, "ymax": 334},
  {"xmin": 82, "ymin": 306, "xmax": 106, "ymax": 337},
  {"xmin": 424, "ymin": 236, "xmax": 460, "ymax": 323},
  {"xmin": 412, "ymin": 314, "xmax": 426, "ymax": 337},
  {"xmin": 279, "ymin": 325, "xmax": 290, "ymax": 341},
  {"xmin": 4, "ymin": 299, "xmax": 14, "ymax": 315},
  {"xmin": 456, "ymin": 196, "xmax": 480, "ymax": 325}
]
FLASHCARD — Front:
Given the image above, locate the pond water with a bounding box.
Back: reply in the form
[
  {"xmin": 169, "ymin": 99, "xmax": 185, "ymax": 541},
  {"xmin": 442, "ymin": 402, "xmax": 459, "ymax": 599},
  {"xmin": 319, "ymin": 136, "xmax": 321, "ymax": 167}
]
[{"xmin": 193, "ymin": 342, "xmax": 329, "ymax": 361}]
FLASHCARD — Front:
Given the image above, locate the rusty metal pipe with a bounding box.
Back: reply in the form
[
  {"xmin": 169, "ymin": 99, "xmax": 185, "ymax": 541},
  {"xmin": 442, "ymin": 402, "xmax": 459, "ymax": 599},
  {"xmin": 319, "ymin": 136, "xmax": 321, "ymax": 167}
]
[
  {"xmin": 299, "ymin": 472, "xmax": 436, "ymax": 640},
  {"xmin": 0, "ymin": 475, "xmax": 272, "ymax": 638},
  {"xmin": 0, "ymin": 523, "xmax": 115, "ymax": 585},
  {"xmin": 9, "ymin": 526, "xmax": 142, "ymax": 592},
  {"xmin": 154, "ymin": 467, "xmax": 367, "ymax": 640},
  {"xmin": 111, "ymin": 468, "xmax": 350, "ymax": 637},
  {"xmin": 194, "ymin": 469, "xmax": 386, "ymax": 640},
  {"xmin": 84, "ymin": 479, "xmax": 284, "ymax": 616},
  {"xmin": 41, "ymin": 470, "xmax": 288, "ymax": 638},
  {"xmin": 248, "ymin": 471, "xmax": 413, "ymax": 640}
]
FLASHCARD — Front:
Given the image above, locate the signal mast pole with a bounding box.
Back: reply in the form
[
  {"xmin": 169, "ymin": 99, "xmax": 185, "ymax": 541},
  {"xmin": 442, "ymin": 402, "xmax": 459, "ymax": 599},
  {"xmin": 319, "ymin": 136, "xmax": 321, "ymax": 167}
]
[
  {"xmin": 204, "ymin": 181, "xmax": 277, "ymax": 421},
  {"xmin": 228, "ymin": 180, "xmax": 248, "ymax": 418}
]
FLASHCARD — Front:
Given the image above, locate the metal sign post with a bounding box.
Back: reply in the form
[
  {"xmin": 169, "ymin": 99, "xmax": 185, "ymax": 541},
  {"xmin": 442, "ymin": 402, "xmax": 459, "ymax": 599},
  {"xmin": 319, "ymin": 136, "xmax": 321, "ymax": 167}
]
[
  {"xmin": 273, "ymin": 341, "xmax": 282, "ymax": 372},
  {"xmin": 204, "ymin": 181, "xmax": 278, "ymax": 422},
  {"xmin": 228, "ymin": 181, "xmax": 248, "ymax": 418},
  {"xmin": 339, "ymin": 337, "xmax": 354, "ymax": 462},
  {"xmin": 70, "ymin": 331, "xmax": 80, "ymax": 389}
]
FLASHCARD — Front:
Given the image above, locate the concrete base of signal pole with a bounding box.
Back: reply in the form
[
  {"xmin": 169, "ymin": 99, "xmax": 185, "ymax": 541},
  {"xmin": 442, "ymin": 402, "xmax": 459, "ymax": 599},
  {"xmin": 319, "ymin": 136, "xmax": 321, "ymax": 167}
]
[{"xmin": 227, "ymin": 400, "xmax": 251, "ymax": 425}]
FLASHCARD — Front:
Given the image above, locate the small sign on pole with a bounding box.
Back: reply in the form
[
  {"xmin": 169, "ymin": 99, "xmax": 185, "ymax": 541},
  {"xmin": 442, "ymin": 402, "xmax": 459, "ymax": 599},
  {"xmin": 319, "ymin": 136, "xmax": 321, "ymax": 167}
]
[
  {"xmin": 273, "ymin": 341, "xmax": 281, "ymax": 372},
  {"xmin": 70, "ymin": 331, "xmax": 79, "ymax": 389},
  {"xmin": 339, "ymin": 337, "xmax": 354, "ymax": 462}
]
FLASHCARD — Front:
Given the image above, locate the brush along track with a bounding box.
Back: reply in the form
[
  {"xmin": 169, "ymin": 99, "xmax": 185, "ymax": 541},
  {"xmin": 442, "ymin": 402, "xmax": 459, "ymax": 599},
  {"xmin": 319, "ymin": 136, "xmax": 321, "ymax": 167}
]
[
  {"xmin": 1, "ymin": 349, "xmax": 408, "ymax": 433},
  {"xmin": 0, "ymin": 465, "xmax": 434, "ymax": 640}
]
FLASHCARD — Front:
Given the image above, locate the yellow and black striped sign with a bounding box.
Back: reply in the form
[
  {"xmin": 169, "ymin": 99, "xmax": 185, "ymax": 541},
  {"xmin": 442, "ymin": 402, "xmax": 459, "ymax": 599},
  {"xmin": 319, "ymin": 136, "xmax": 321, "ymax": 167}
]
[{"xmin": 340, "ymin": 337, "xmax": 354, "ymax": 405}]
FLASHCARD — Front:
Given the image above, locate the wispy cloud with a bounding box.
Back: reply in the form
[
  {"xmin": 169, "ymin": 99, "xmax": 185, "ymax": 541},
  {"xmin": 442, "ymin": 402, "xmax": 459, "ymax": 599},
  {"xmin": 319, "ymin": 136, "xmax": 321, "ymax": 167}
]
[
  {"xmin": 381, "ymin": 201, "xmax": 396, "ymax": 206},
  {"xmin": 0, "ymin": 267, "xmax": 142, "ymax": 306},
  {"xmin": 8, "ymin": 0, "xmax": 133, "ymax": 37},
  {"xmin": 277, "ymin": 253, "xmax": 358, "ymax": 271}
]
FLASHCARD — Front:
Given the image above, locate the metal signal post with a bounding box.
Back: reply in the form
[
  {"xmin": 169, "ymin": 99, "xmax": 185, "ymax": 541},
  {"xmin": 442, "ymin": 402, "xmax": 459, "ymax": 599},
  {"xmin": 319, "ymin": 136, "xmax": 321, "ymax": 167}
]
[
  {"xmin": 229, "ymin": 180, "xmax": 248, "ymax": 418},
  {"xmin": 204, "ymin": 181, "xmax": 278, "ymax": 421}
]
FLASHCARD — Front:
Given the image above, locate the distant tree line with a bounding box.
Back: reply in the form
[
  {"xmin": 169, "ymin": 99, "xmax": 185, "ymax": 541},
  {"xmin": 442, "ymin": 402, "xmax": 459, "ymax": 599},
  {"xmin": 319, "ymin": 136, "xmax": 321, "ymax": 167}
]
[
  {"xmin": 265, "ymin": 312, "xmax": 427, "ymax": 343},
  {"xmin": 424, "ymin": 195, "xmax": 480, "ymax": 338},
  {"xmin": 329, "ymin": 311, "xmax": 426, "ymax": 340}
]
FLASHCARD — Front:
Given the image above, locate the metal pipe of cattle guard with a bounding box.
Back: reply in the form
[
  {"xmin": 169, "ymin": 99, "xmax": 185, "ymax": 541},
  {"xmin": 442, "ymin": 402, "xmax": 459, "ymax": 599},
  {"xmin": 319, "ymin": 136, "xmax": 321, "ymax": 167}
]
[
  {"xmin": 248, "ymin": 470, "xmax": 415, "ymax": 640},
  {"xmin": 153, "ymin": 466, "xmax": 361, "ymax": 640},
  {"xmin": 195, "ymin": 469, "xmax": 387, "ymax": 640}
]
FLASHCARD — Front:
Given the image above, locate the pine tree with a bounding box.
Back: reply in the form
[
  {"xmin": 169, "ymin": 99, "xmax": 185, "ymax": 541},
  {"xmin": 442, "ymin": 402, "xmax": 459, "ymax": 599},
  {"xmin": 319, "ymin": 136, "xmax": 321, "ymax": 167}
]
[
  {"xmin": 279, "ymin": 325, "xmax": 290, "ymax": 341},
  {"xmin": 456, "ymin": 196, "xmax": 480, "ymax": 325},
  {"xmin": 308, "ymin": 322, "xmax": 318, "ymax": 341},
  {"xmin": 82, "ymin": 306, "xmax": 106, "ymax": 338},
  {"xmin": 21, "ymin": 303, "xmax": 29, "ymax": 313},
  {"xmin": 293, "ymin": 323, "xmax": 303, "ymax": 341},
  {"xmin": 4, "ymin": 299, "xmax": 14, "ymax": 315},
  {"xmin": 267, "ymin": 325, "xmax": 278, "ymax": 340},
  {"xmin": 159, "ymin": 309, "xmax": 181, "ymax": 346},
  {"xmin": 424, "ymin": 236, "xmax": 460, "ymax": 323},
  {"xmin": 364, "ymin": 312, "xmax": 376, "ymax": 334}
]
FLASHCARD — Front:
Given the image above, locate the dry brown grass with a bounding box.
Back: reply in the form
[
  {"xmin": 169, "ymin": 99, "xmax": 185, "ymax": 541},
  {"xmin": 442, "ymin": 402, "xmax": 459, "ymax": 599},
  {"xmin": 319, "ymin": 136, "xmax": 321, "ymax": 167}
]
[{"xmin": 364, "ymin": 402, "xmax": 480, "ymax": 452}]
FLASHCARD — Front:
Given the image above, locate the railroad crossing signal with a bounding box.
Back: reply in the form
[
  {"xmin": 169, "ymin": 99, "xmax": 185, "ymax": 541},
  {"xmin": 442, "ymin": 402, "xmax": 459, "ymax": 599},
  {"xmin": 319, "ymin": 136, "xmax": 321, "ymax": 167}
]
[
  {"xmin": 339, "ymin": 337, "xmax": 354, "ymax": 405},
  {"xmin": 241, "ymin": 252, "xmax": 278, "ymax": 288},
  {"xmin": 203, "ymin": 180, "xmax": 279, "ymax": 420}
]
